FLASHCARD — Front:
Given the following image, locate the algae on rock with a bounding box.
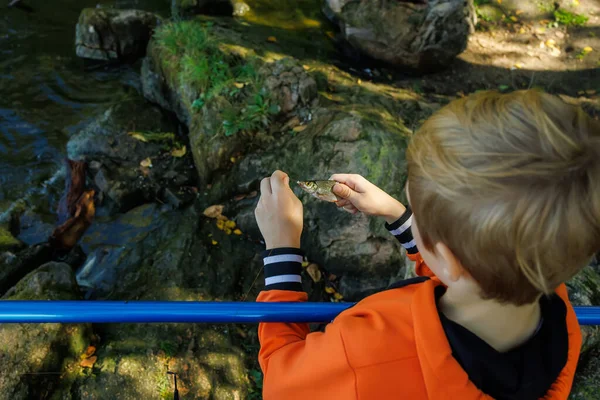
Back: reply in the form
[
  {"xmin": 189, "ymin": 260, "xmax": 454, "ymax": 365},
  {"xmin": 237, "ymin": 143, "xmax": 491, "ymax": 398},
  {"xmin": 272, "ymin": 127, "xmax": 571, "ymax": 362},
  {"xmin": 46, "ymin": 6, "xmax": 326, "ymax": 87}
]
[{"xmin": 0, "ymin": 262, "xmax": 90, "ymax": 400}]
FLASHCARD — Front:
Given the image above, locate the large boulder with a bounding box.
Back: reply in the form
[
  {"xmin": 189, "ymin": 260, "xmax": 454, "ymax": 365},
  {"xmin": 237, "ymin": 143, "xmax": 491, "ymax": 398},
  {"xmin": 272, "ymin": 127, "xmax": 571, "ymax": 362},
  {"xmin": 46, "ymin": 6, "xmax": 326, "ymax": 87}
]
[
  {"xmin": 61, "ymin": 204, "xmax": 261, "ymax": 398},
  {"xmin": 212, "ymin": 107, "xmax": 412, "ymax": 299},
  {"xmin": 142, "ymin": 20, "xmax": 318, "ymax": 184},
  {"xmin": 67, "ymin": 98, "xmax": 197, "ymax": 216},
  {"xmin": 324, "ymin": 0, "xmax": 472, "ymax": 71},
  {"xmin": 75, "ymin": 8, "xmax": 161, "ymax": 62},
  {"xmin": 0, "ymin": 262, "xmax": 90, "ymax": 400}
]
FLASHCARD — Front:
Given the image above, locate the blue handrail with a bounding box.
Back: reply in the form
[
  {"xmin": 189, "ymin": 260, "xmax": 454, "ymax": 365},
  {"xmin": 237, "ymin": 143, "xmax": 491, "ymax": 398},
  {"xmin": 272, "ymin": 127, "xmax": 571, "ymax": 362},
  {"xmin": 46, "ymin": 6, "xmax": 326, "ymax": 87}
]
[{"xmin": 0, "ymin": 301, "xmax": 598, "ymax": 325}]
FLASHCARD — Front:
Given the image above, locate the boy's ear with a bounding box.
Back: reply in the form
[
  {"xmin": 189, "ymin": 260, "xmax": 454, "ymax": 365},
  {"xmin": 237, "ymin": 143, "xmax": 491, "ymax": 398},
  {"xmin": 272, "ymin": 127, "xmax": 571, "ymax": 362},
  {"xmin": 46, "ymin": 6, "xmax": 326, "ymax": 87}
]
[{"xmin": 435, "ymin": 242, "xmax": 464, "ymax": 282}]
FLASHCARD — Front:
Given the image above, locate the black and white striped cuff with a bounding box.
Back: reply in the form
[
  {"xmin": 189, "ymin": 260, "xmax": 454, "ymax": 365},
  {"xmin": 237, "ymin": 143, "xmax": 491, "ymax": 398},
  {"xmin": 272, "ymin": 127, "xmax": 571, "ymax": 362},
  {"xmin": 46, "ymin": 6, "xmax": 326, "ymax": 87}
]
[
  {"xmin": 385, "ymin": 206, "xmax": 418, "ymax": 255},
  {"xmin": 261, "ymin": 248, "xmax": 304, "ymax": 291}
]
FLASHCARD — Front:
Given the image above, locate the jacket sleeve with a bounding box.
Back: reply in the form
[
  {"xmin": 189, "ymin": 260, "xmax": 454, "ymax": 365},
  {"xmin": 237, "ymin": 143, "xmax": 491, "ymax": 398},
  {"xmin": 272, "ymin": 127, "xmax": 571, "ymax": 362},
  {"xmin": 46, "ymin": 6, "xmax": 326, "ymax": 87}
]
[
  {"xmin": 256, "ymin": 248, "xmax": 356, "ymax": 398},
  {"xmin": 385, "ymin": 205, "xmax": 436, "ymax": 278}
]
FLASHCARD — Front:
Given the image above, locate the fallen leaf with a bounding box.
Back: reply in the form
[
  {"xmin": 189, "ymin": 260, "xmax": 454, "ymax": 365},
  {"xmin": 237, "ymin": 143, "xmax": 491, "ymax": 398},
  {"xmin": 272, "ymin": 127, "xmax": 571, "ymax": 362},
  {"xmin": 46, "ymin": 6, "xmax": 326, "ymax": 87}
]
[
  {"xmin": 171, "ymin": 146, "xmax": 187, "ymax": 158},
  {"xmin": 586, "ymin": 90, "xmax": 597, "ymax": 95},
  {"xmin": 224, "ymin": 228, "xmax": 232, "ymax": 235},
  {"xmin": 357, "ymin": 79, "xmax": 362, "ymax": 85},
  {"xmin": 282, "ymin": 116, "xmax": 301, "ymax": 131},
  {"xmin": 233, "ymin": 229, "xmax": 242, "ymax": 235},
  {"xmin": 333, "ymin": 292, "xmax": 344, "ymax": 300},
  {"xmin": 292, "ymin": 125, "xmax": 307, "ymax": 132},
  {"xmin": 578, "ymin": 90, "xmax": 585, "ymax": 95},
  {"xmin": 509, "ymin": 16, "xmax": 518, "ymax": 22},
  {"xmin": 50, "ymin": 190, "xmax": 95, "ymax": 250},
  {"xmin": 583, "ymin": 46, "xmax": 593, "ymax": 54},
  {"xmin": 80, "ymin": 355, "xmax": 97, "ymax": 369},
  {"xmin": 514, "ymin": 62, "xmax": 524, "ymax": 69},
  {"xmin": 497, "ymin": 0, "xmax": 501, "ymax": 3},
  {"xmin": 536, "ymin": 27, "xmax": 546, "ymax": 34},
  {"xmin": 84, "ymin": 346, "xmax": 96, "ymax": 358},
  {"xmin": 546, "ymin": 39, "xmax": 556, "ymax": 48},
  {"xmin": 515, "ymin": 10, "xmax": 524, "ymax": 16},
  {"xmin": 302, "ymin": 65, "xmax": 310, "ymax": 70},
  {"xmin": 128, "ymin": 132, "xmax": 148, "ymax": 142},
  {"xmin": 301, "ymin": 260, "xmax": 309, "ymax": 268},
  {"xmin": 306, "ymin": 263, "xmax": 322, "ymax": 283},
  {"xmin": 325, "ymin": 31, "xmax": 335, "ymax": 39},
  {"xmin": 325, "ymin": 286, "xmax": 335, "ymax": 294},
  {"xmin": 234, "ymin": 194, "xmax": 247, "ymax": 201},
  {"xmin": 234, "ymin": 82, "xmax": 245, "ymax": 89},
  {"xmin": 140, "ymin": 158, "xmax": 152, "ymax": 168},
  {"xmin": 573, "ymin": 0, "xmax": 579, "ymax": 5},
  {"xmin": 216, "ymin": 219, "xmax": 225, "ymax": 230},
  {"xmin": 203, "ymin": 205, "xmax": 224, "ymax": 219},
  {"xmin": 519, "ymin": 27, "xmax": 526, "ymax": 34},
  {"xmin": 211, "ymin": 240, "xmax": 218, "ymax": 245},
  {"xmin": 230, "ymin": 156, "xmax": 236, "ymax": 163},
  {"xmin": 267, "ymin": 36, "xmax": 277, "ymax": 43},
  {"xmin": 225, "ymin": 220, "xmax": 236, "ymax": 229}
]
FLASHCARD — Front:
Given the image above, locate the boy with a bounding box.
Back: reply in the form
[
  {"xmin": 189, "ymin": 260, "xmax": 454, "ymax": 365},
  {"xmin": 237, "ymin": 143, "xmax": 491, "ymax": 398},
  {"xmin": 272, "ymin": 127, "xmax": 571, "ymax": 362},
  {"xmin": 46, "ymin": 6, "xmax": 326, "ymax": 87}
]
[{"xmin": 253, "ymin": 90, "xmax": 600, "ymax": 399}]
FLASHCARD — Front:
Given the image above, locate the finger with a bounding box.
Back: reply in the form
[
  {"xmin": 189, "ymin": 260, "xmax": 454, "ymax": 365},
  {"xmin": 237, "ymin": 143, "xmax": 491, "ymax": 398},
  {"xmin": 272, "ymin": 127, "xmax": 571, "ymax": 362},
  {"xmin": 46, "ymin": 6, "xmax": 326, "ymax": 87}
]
[
  {"xmin": 329, "ymin": 174, "xmax": 362, "ymax": 191},
  {"xmin": 343, "ymin": 204, "xmax": 358, "ymax": 212},
  {"xmin": 335, "ymin": 199, "xmax": 350, "ymax": 208},
  {"xmin": 260, "ymin": 177, "xmax": 272, "ymax": 195},
  {"xmin": 332, "ymin": 183, "xmax": 356, "ymax": 200},
  {"xmin": 270, "ymin": 170, "xmax": 290, "ymax": 193}
]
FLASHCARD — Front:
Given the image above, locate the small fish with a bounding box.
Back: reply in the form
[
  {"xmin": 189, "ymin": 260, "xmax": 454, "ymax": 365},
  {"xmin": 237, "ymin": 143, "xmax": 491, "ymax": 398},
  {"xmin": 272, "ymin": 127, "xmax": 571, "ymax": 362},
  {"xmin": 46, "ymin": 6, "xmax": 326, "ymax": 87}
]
[{"xmin": 297, "ymin": 180, "xmax": 338, "ymax": 202}]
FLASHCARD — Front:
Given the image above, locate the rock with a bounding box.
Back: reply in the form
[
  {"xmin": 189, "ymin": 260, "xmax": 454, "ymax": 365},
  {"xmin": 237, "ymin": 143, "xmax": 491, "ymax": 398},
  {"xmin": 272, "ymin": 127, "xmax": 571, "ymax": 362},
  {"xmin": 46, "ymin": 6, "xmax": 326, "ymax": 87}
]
[
  {"xmin": 0, "ymin": 243, "xmax": 53, "ymax": 297},
  {"xmin": 142, "ymin": 20, "xmax": 319, "ymax": 184},
  {"xmin": 75, "ymin": 8, "xmax": 161, "ymax": 62},
  {"xmin": 324, "ymin": 0, "xmax": 472, "ymax": 71},
  {"xmin": 67, "ymin": 97, "xmax": 196, "ymax": 215},
  {"xmin": 259, "ymin": 59, "xmax": 318, "ymax": 114},
  {"xmin": 216, "ymin": 108, "xmax": 412, "ymax": 299},
  {"xmin": 0, "ymin": 262, "xmax": 90, "ymax": 399},
  {"xmin": 63, "ymin": 204, "xmax": 260, "ymax": 398}
]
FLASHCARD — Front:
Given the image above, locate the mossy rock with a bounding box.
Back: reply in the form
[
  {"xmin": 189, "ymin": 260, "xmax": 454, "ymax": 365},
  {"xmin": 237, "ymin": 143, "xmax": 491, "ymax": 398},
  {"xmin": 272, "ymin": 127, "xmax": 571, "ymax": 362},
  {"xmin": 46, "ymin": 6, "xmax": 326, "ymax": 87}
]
[{"xmin": 0, "ymin": 262, "xmax": 91, "ymax": 400}]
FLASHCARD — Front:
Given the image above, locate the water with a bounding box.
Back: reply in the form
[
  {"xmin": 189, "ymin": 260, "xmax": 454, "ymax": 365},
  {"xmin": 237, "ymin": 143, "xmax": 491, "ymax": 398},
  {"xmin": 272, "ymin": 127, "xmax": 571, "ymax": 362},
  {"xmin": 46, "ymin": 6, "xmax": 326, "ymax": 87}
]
[{"xmin": 0, "ymin": 0, "xmax": 169, "ymax": 215}]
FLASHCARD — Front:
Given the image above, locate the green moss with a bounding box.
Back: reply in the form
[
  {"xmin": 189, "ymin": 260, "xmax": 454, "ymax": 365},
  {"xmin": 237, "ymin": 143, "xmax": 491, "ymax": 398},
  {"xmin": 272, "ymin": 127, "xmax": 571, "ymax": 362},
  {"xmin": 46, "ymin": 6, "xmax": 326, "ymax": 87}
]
[
  {"xmin": 554, "ymin": 9, "xmax": 588, "ymax": 27},
  {"xmin": 0, "ymin": 226, "xmax": 20, "ymax": 250},
  {"xmin": 154, "ymin": 20, "xmax": 277, "ymax": 137}
]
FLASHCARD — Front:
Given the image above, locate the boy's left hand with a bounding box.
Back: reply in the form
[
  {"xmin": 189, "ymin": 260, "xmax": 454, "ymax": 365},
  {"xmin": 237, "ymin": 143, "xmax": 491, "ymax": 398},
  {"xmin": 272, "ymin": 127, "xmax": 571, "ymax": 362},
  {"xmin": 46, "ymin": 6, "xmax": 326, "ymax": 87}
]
[{"xmin": 255, "ymin": 170, "xmax": 303, "ymax": 250}]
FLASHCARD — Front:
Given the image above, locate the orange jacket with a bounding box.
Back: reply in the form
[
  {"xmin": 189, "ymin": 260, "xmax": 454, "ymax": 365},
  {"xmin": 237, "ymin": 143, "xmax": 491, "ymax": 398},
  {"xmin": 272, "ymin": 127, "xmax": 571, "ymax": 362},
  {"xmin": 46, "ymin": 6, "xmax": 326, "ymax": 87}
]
[{"xmin": 257, "ymin": 210, "xmax": 582, "ymax": 399}]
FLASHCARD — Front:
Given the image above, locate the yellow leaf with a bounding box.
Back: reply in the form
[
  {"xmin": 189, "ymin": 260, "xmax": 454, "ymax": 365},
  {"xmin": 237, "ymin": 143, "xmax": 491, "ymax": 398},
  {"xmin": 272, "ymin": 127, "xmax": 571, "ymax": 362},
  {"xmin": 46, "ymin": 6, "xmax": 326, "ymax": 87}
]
[
  {"xmin": 301, "ymin": 260, "xmax": 309, "ymax": 268},
  {"xmin": 225, "ymin": 220, "xmax": 236, "ymax": 229},
  {"xmin": 519, "ymin": 27, "xmax": 526, "ymax": 34},
  {"xmin": 267, "ymin": 36, "xmax": 277, "ymax": 43},
  {"xmin": 80, "ymin": 355, "xmax": 97, "ymax": 369},
  {"xmin": 216, "ymin": 219, "xmax": 225, "ymax": 230},
  {"xmin": 140, "ymin": 158, "xmax": 152, "ymax": 168},
  {"xmin": 292, "ymin": 125, "xmax": 307, "ymax": 132},
  {"xmin": 497, "ymin": 0, "xmax": 501, "ymax": 3},
  {"xmin": 545, "ymin": 39, "xmax": 556, "ymax": 48},
  {"xmin": 578, "ymin": 90, "xmax": 586, "ymax": 95},
  {"xmin": 233, "ymin": 229, "xmax": 242, "ymax": 235},
  {"xmin": 234, "ymin": 82, "xmax": 245, "ymax": 89},
  {"xmin": 306, "ymin": 263, "xmax": 322, "ymax": 283},
  {"xmin": 224, "ymin": 228, "xmax": 232, "ymax": 235},
  {"xmin": 509, "ymin": 16, "xmax": 518, "ymax": 22},
  {"xmin": 211, "ymin": 240, "xmax": 218, "ymax": 245},
  {"xmin": 325, "ymin": 287, "xmax": 335, "ymax": 294},
  {"xmin": 302, "ymin": 65, "xmax": 310, "ymax": 71},
  {"xmin": 230, "ymin": 156, "xmax": 236, "ymax": 163},
  {"xmin": 333, "ymin": 292, "xmax": 344, "ymax": 300},
  {"xmin": 325, "ymin": 31, "xmax": 335, "ymax": 39},
  {"xmin": 128, "ymin": 132, "xmax": 148, "ymax": 142},
  {"xmin": 515, "ymin": 10, "xmax": 524, "ymax": 15},
  {"xmin": 203, "ymin": 205, "xmax": 224, "ymax": 219},
  {"xmin": 583, "ymin": 46, "xmax": 593, "ymax": 54},
  {"xmin": 171, "ymin": 145, "xmax": 186, "ymax": 158},
  {"xmin": 514, "ymin": 62, "xmax": 524, "ymax": 69},
  {"xmin": 357, "ymin": 79, "xmax": 362, "ymax": 85}
]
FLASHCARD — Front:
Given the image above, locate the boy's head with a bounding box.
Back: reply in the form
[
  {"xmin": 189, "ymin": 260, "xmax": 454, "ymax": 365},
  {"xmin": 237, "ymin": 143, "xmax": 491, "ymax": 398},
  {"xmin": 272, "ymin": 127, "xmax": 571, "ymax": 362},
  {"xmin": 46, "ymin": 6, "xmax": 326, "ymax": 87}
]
[{"xmin": 406, "ymin": 90, "xmax": 600, "ymax": 305}]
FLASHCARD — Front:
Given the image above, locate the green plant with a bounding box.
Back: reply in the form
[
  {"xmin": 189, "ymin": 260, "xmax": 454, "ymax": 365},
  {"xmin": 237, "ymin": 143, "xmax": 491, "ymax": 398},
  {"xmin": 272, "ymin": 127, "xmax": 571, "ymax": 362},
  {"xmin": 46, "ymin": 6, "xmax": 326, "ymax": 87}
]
[
  {"xmin": 553, "ymin": 9, "xmax": 588, "ymax": 27},
  {"xmin": 159, "ymin": 341, "xmax": 177, "ymax": 358},
  {"xmin": 221, "ymin": 92, "xmax": 279, "ymax": 137},
  {"xmin": 248, "ymin": 368, "xmax": 263, "ymax": 400}
]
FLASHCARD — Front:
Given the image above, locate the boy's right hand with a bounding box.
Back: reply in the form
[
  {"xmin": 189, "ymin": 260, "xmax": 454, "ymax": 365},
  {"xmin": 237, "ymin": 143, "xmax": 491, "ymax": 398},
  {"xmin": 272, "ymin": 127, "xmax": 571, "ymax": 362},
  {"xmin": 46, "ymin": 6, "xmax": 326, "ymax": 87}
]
[{"xmin": 330, "ymin": 174, "xmax": 406, "ymax": 224}]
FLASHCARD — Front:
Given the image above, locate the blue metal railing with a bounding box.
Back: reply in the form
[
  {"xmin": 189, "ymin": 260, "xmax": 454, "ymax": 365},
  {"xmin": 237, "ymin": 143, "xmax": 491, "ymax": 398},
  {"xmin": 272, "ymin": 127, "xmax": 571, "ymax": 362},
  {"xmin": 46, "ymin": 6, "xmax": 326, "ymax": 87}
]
[{"xmin": 0, "ymin": 301, "xmax": 599, "ymax": 325}]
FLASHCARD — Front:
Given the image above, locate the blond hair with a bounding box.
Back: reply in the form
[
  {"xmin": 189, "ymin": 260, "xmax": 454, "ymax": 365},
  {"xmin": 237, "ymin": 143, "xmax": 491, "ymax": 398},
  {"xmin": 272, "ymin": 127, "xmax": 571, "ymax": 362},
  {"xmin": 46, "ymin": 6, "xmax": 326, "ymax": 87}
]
[{"xmin": 406, "ymin": 90, "xmax": 600, "ymax": 305}]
